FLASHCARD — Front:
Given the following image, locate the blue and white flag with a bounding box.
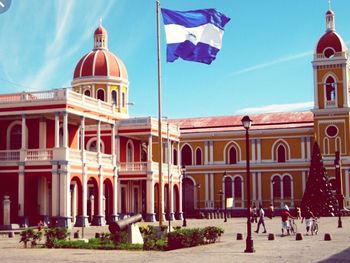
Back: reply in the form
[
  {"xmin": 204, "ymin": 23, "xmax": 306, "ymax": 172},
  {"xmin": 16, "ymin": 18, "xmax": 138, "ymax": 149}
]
[{"xmin": 161, "ymin": 8, "xmax": 230, "ymax": 64}]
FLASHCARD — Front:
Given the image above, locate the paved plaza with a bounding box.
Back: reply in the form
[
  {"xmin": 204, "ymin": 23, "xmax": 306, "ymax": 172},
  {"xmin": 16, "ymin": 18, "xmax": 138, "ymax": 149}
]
[{"xmin": 0, "ymin": 216, "xmax": 350, "ymax": 263}]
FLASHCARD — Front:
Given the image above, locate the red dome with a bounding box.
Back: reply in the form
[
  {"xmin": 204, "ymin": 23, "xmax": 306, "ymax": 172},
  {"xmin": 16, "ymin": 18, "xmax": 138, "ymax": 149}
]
[
  {"xmin": 94, "ymin": 25, "xmax": 107, "ymax": 35},
  {"xmin": 326, "ymin": 10, "xmax": 334, "ymax": 15},
  {"xmin": 316, "ymin": 31, "xmax": 347, "ymax": 54},
  {"xmin": 73, "ymin": 49, "xmax": 128, "ymax": 79}
]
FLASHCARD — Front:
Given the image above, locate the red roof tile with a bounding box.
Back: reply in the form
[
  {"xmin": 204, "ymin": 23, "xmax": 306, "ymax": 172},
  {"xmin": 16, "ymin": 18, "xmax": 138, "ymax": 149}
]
[{"xmin": 170, "ymin": 111, "xmax": 314, "ymax": 132}]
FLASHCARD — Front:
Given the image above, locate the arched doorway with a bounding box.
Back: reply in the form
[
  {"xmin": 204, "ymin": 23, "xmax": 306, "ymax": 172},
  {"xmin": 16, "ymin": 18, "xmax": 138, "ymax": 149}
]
[
  {"xmin": 182, "ymin": 178, "xmax": 194, "ymax": 217},
  {"xmin": 87, "ymin": 177, "xmax": 98, "ymax": 223},
  {"xmin": 103, "ymin": 178, "xmax": 113, "ymax": 224},
  {"xmin": 70, "ymin": 177, "xmax": 82, "ymax": 224}
]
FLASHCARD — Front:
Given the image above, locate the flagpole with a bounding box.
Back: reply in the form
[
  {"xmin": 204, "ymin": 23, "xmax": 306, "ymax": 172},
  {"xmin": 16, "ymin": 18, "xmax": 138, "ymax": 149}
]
[{"xmin": 156, "ymin": 0, "xmax": 163, "ymax": 227}]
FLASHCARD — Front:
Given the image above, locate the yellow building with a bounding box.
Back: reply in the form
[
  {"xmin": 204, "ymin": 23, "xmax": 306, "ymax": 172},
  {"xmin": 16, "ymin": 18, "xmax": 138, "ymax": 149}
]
[{"xmin": 172, "ymin": 8, "xmax": 350, "ymax": 215}]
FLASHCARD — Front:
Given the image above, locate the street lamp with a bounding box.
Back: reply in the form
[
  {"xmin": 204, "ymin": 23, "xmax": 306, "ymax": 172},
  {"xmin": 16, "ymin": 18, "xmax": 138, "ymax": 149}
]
[
  {"xmin": 241, "ymin": 115, "xmax": 255, "ymax": 253},
  {"xmin": 181, "ymin": 165, "xmax": 187, "ymax": 227}
]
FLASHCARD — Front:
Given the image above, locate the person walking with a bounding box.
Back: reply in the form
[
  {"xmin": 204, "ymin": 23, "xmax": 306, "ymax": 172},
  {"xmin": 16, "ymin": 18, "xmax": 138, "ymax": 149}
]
[
  {"xmin": 252, "ymin": 204, "xmax": 258, "ymax": 223},
  {"xmin": 281, "ymin": 205, "xmax": 295, "ymax": 236},
  {"xmin": 267, "ymin": 203, "xmax": 274, "ymax": 219},
  {"xmin": 254, "ymin": 203, "xmax": 267, "ymax": 233},
  {"xmin": 301, "ymin": 206, "xmax": 315, "ymax": 235}
]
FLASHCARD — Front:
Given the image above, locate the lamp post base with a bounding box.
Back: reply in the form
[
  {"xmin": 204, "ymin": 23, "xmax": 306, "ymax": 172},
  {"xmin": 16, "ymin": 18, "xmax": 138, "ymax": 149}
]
[
  {"xmin": 244, "ymin": 238, "xmax": 255, "ymax": 253},
  {"xmin": 338, "ymin": 215, "xmax": 342, "ymax": 228}
]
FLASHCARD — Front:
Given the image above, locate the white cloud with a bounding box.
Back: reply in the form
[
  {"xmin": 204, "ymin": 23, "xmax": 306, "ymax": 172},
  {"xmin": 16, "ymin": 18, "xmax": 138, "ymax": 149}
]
[
  {"xmin": 235, "ymin": 101, "xmax": 314, "ymax": 114},
  {"xmin": 231, "ymin": 50, "xmax": 313, "ymax": 76}
]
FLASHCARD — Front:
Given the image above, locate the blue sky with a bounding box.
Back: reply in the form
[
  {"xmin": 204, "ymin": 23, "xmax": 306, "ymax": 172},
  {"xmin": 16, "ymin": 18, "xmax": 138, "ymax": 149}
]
[{"xmin": 0, "ymin": 0, "xmax": 349, "ymax": 119}]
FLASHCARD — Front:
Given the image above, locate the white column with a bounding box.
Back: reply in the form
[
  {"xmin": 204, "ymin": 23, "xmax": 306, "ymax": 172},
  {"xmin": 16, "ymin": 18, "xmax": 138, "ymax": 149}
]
[
  {"xmin": 97, "ymin": 120, "xmax": 101, "ymax": 153},
  {"xmin": 204, "ymin": 141, "xmax": 208, "ymax": 165},
  {"xmin": 210, "ymin": 173, "xmax": 214, "ymax": 203},
  {"xmin": 146, "ymin": 179, "xmax": 154, "ymax": 215},
  {"xmin": 80, "ymin": 116, "xmax": 85, "ymax": 158},
  {"xmin": 205, "ymin": 173, "xmax": 209, "ymax": 208},
  {"xmin": 82, "ymin": 166, "xmax": 88, "ymax": 218},
  {"xmin": 117, "ymin": 180, "xmax": 122, "ymax": 214},
  {"xmin": 301, "ymin": 137, "xmax": 306, "ymax": 160},
  {"xmin": 116, "ymin": 135, "xmax": 120, "ymax": 163},
  {"xmin": 98, "ymin": 166, "xmax": 104, "ymax": 217},
  {"xmin": 344, "ymin": 169, "xmax": 349, "ymax": 201},
  {"xmin": 51, "ymin": 164, "xmax": 59, "ymax": 217},
  {"xmin": 55, "ymin": 112, "xmax": 60, "ymax": 148},
  {"xmin": 147, "ymin": 135, "xmax": 152, "ymax": 162},
  {"xmin": 291, "ymin": 178, "xmax": 295, "ymax": 207},
  {"xmin": 21, "ymin": 114, "xmax": 26, "ymax": 149},
  {"xmin": 252, "ymin": 139, "xmax": 256, "ymax": 162},
  {"xmin": 59, "ymin": 169, "xmax": 71, "ymax": 218},
  {"xmin": 111, "ymin": 123, "xmax": 116, "ymax": 164},
  {"xmin": 257, "ymin": 139, "xmax": 261, "ymax": 162},
  {"xmin": 257, "ymin": 172, "xmax": 262, "ymax": 202},
  {"xmin": 178, "ymin": 179, "xmax": 183, "ymax": 213},
  {"xmin": 342, "ymin": 66, "xmax": 349, "ymax": 107},
  {"xmin": 63, "ymin": 112, "xmax": 68, "ymax": 148},
  {"xmin": 306, "ymin": 137, "xmax": 311, "ymax": 160},
  {"xmin": 252, "ymin": 172, "xmax": 256, "ymax": 201},
  {"xmin": 18, "ymin": 170, "xmax": 25, "ymax": 216},
  {"xmin": 209, "ymin": 141, "xmax": 214, "ymax": 164},
  {"xmin": 113, "ymin": 168, "xmax": 118, "ymax": 215}
]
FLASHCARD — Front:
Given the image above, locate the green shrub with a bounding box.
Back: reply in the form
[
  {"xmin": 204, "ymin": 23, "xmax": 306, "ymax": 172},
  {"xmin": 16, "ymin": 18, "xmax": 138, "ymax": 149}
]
[
  {"xmin": 202, "ymin": 226, "xmax": 224, "ymax": 243},
  {"xmin": 99, "ymin": 232, "xmax": 112, "ymax": 245},
  {"xmin": 19, "ymin": 228, "xmax": 43, "ymax": 248},
  {"xmin": 44, "ymin": 227, "xmax": 69, "ymax": 248},
  {"xmin": 110, "ymin": 230, "xmax": 128, "ymax": 245},
  {"xmin": 168, "ymin": 228, "xmax": 204, "ymax": 249}
]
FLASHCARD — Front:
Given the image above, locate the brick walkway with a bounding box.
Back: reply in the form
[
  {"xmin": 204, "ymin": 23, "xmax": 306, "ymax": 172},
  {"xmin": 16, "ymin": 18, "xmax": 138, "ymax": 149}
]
[{"xmin": 0, "ymin": 216, "xmax": 349, "ymax": 263}]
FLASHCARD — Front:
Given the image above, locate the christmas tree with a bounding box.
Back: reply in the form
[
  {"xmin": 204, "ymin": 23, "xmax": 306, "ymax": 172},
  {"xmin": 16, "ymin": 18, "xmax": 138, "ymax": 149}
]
[{"xmin": 301, "ymin": 142, "xmax": 338, "ymax": 217}]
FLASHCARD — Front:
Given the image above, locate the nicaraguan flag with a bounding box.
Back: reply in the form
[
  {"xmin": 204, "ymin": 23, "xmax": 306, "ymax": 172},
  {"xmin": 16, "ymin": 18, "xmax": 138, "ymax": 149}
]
[{"xmin": 161, "ymin": 8, "xmax": 230, "ymax": 64}]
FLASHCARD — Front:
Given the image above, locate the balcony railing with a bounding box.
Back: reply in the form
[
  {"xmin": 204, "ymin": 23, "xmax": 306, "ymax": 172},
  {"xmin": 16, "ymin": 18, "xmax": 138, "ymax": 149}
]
[
  {"xmin": 26, "ymin": 149, "xmax": 53, "ymax": 161},
  {"xmin": 119, "ymin": 162, "xmax": 147, "ymax": 172},
  {"xmin": 0, "ymin": 150, "xmax": 20, "ymax": 161},
  {"xmin": 0, "ymin": 88, "xmax": 117, "ymax": 117},
  {"xmin": 0, "ymin": 148, "xmax": 114, "ymax": 166}
]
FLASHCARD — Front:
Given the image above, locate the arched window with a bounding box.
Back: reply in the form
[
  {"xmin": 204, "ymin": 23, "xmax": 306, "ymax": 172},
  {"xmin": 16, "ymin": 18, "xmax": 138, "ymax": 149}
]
[
  {"xmin": 97, "ymin": 89, "xmax": 105, "ymax": 101},
  {"xmin": 224, "ymin": 177, "xmax": 232, "ymax": 198},
  {"xmin": 277, "ymin": 145, "xmax": 286, "ymax": 163},
  {"xmin": 10, "ymin": 124, "xmax": 22, "ymax": 149},
  {"xmin": 283, "ymin": 176, "xmax": 291, "ymax": 198},
  {"xmin": 228, "ymin": 147, "xmax": 237, "ymax": 164},
  {"xmin": 87, "ymin": 139, "xmax": 104, "ymax": 153},
  {"xmin": 336, "ymin": 137, "xmax": 341, "ymax": 152},
  {"xmin": 173, "ymin": 149, "xmax": 178, "ymax": 165},
  {"xmin": 141, "ymin": 143, "xmax": 147, "ymax": 162},
  {"xmin": 181, "ymin": 144, "xmax": 192, "ymax": 166},
  {"xmin": 126, "ymin": 141, "xmax": 133, "ymax": 163},
  {"xmin": 234, "ymin": 177, "xmax": 242, "ymax": 199},
  {"xmin": 122, "ymin": 93, "xmax": 125, "ymax": 108},
  {"xmin": 325, "ymin": 76, "xmax": 336, "ymax": 101},
  {"xmin": 323, "ymin": 138, "xmax": 330, "ymax": 155},
  {"xmin": 272, "ymin": 176, "xmax": 281, "ymax": 199},
  {"xmin": 195, "ymin": 148, "xmax": 202, "ymax": 165},
  {"xmin": 84, "ymin": 90, "xmax": 91, "ymax": 97},
  {"xmin": 111, "ymin": 90, "xmax": 118, "ymax": 105}
]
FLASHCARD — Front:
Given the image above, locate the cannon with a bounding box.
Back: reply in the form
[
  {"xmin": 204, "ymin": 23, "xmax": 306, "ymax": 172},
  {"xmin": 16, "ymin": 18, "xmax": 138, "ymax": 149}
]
[
  {"xmin": 108, "ymin": 214, "xmax": 142, "ymax": 233},
  {"xmin": 108, "ymin": 214, "xmax": 143, "ymax": 244}
]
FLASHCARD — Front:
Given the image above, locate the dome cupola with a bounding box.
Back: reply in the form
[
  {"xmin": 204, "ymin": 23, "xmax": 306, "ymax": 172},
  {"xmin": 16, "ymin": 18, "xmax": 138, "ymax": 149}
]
[
  {"xmin": 315, "ymin": 8, "xmax": 347, "ymax": 57},
  {"xmin": 71, "ymin": 21, "xmax": 129, "ymax": 117}
]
